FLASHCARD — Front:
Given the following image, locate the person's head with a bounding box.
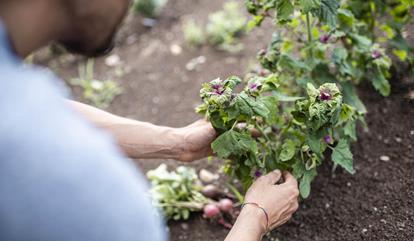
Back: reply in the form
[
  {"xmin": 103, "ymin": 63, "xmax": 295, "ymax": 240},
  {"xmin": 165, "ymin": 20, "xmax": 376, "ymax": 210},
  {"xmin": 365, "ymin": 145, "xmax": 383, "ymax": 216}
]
[
  {"xmin": 59, "ymin": 0, "xmax": 130, "ymax": 57},
  {"xmin": 0, "ymin": 0, "xmax": 130, "ymax": 57}
]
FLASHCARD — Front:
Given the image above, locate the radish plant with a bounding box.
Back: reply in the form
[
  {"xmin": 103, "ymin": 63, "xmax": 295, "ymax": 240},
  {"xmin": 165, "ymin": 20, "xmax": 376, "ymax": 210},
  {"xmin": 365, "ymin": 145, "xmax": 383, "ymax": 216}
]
[
  {"xmin": 345, "ymin": 0, "xmax": 414, "ymax": 70},
  {"xmin": 195, "ymin": 0, "xmax": 413, "ymax": 198},
  {"xmin": 197, "ymin": 76, "xmax": 360, "ymax": 198}
]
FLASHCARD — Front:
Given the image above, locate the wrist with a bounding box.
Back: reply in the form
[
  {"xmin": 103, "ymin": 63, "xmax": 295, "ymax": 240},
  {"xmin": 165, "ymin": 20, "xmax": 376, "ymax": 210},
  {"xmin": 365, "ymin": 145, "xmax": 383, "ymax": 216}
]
[{"xmin": 238, "ymin": 204, "xmax": 268, "ymax": 236}]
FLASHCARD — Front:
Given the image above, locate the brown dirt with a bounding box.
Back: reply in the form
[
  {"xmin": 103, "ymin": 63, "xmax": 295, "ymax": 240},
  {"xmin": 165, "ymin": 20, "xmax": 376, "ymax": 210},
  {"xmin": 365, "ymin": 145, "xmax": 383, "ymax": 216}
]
[{"xmin": 34, "ymin": 0, "xmax": 414, "ymax": 240}]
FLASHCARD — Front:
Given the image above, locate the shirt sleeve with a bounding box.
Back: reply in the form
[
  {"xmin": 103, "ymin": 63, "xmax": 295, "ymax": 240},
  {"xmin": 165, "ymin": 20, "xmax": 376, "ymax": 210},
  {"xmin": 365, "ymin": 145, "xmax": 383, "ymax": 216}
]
[{"xmin": 0, "ymin": 65, "xmax": 167, "ymax": 241}]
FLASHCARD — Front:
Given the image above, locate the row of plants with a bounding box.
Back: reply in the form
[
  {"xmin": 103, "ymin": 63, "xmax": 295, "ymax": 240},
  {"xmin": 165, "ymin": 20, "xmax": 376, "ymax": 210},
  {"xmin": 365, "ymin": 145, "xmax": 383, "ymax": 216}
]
[
  {"xmin": 197, "ymin": 0, "xmax": 413, "ymax": 198},
  {"xmin": 149, "ymin": 0, "xmax": 413, "ymax": 222}
]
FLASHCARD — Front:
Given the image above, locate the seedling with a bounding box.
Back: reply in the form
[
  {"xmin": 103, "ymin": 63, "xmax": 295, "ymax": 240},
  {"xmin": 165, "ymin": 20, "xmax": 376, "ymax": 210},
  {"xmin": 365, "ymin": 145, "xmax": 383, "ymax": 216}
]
[
  {"xmin": 132, "ymin": 0, "xmax": 167, "ymax": 18},
  {"xmin": 71, "ymin": 59, "xmax": 122, "ymax": 109}
]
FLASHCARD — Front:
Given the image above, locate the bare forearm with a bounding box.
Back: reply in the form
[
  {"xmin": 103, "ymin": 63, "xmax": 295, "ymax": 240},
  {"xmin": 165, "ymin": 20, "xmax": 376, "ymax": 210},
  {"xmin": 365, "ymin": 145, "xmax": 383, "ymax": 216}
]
[
  {"xmin": 68, "ymin": 101, "xmax": 183, "ymax": 159},
  {"xmin": 225, "ymin": 206, "xmax": 266, "ymax": 241}
]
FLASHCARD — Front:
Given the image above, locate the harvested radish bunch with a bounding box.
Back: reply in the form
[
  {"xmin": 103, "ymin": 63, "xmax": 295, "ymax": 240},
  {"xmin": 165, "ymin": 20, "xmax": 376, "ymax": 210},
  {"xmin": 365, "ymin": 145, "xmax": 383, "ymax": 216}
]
[
  {"xmin": 147, "ymin": 164, "xmax": 236, "ymax": 222},
  {"xmin": 147, "ymin": 164, "xmax": 210, "ymax": 220}
]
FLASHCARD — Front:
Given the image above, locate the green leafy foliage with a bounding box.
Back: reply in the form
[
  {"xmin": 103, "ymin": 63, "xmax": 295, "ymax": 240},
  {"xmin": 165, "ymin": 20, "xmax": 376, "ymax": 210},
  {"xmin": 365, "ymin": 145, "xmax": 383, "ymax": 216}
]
[
  {"xmin": 182, "ymin": 20, "xmax": 205, "ymax": 47},
  {"xmin": 182, "ymin": 1, "xmax": 247, "ymax": 52},
  {"xmin": 207, "ymin": 1, "xmax": 247, "ymax": 52},
  {"xmin": 193, "ymin": 0, "xmax": 412, "ymax": 201},
  {"xmin": 331, "ymin": 139, "xmax": 355, "ymax": 174},
  {"xmin": 246, "ymin": 0, "xmax": 413, "ymax": 104},
  {"xmin": 147, "ymin": 164, "xmax": 210, "ymax": 220},
  {"xmin": 198, "ymin": 76, "xmax": 360, "ymax": 198},
  {"xmin": 132, "ymin": 0, "xmax": 168, "ymax": 18},
  {"xmin": 70, "ymin": 60, "xmax": 122, "ymax": 109}
]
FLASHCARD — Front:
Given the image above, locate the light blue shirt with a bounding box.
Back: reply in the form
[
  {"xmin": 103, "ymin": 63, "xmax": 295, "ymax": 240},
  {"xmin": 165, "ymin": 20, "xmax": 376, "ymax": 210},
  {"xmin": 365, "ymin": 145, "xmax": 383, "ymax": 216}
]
[{"xmin": 0, "ymin": 22, "xmax": 166, "ymax": 241}]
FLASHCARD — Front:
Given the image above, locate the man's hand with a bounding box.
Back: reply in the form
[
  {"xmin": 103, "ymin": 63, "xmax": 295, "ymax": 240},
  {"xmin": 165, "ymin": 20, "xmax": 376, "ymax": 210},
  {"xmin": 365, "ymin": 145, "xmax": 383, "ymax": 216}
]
[{"xmin": 175, "ymin": 119, "xmax": 217, "ymax": 162}]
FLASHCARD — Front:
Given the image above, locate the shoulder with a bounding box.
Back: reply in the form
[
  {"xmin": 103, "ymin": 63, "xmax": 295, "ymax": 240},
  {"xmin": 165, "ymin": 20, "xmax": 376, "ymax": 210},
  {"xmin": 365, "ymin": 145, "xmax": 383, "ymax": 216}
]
[{"xmin": 0, "ymin": 64, "xmax": 166, "ymax": 241}]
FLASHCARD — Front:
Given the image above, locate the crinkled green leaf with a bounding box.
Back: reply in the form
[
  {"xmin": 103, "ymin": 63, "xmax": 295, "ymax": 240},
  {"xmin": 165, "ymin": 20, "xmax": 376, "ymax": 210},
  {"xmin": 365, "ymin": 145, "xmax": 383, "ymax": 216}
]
[
  {"xmin": 280, "ymin": 139, "xmax": 297, "ymax": 162},
  {"xmin": 211, "ymin": 130, "xmax": 257, "ymax": 159},
  {"xmin": 292, "ymin": 159, "xmax": 306, "ymax": 179},
  {"xmin": 307, "ymin": 130, "xmax": 325, "ymax": 154},
  {"xmin": 239, "ymin": 92, "xmax": 270, "ymax": 118},
  {"xmin": 299, "ymin": 0, "xmax": 322, "ymax": 12},
  {"xmin": 337, "ymin": 8, "xmax": 355, "ymax": 27},
  {"xmin": 338, "ymin": 103, "xmax": 356, "ymax": 125},
  {"xmin": 344, "ymin": 120, "xmax": 357, "ymax": 141},
  {"xmin": 371, "ymin": 68, "xmax": 391, "ymax": 96},
  {"xmin": 276, "ymin": 0, "xmax": 294, "ymax": 22},
  {"xmin": 342, "ymin": 82, "xmax": 367, "ymax": 113},
  {"xmin": 299, "ymin": 168, "xmax": 317, "ymax": 198},
  {"xmin": 311, "ymin": 0, "xmax": 339, "ymax": 27},
  {"xmin": 332, "ymin": 139, "xmax": 355, "ymax": 174}
]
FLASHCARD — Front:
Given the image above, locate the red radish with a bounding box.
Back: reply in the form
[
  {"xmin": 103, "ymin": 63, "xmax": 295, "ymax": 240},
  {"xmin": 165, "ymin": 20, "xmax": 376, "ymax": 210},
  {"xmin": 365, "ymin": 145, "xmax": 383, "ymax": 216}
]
[
  {"xmin": 203, "ymin": 204, "xmax": 220, "ymax": 218},
  {"xmin": 218, "ymin": 198, "xmax": 234, "ymax": 212}
]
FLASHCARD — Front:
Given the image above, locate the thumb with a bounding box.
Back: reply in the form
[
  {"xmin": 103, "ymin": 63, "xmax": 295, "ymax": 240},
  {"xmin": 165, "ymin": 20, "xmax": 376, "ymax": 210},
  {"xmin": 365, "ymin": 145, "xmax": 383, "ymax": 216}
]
[{"xmin": 260, "ymin": 170, "xmax": 282, "ymax": 184}]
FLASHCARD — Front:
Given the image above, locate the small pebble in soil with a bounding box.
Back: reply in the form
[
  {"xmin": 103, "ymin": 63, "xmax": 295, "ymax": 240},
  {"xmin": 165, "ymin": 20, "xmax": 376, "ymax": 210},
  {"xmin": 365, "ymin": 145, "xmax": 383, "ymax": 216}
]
[
  {"xmin": 105, "ymin": 54, "xmax": 121, "ymax": 67},
  {"xmin": 397, "ymin": 222, "xmax": 405, "ymax": 228},
  {"xmin": 126, "ymin": 34, "xmax": 138, "ymax": 45},
  {"xmin": 395, "ymin": 137, "xmax": 402, "ymax": 143},
  {"xmin": 225, "ymin": 57, "xmax": 237, "ymax": 64},
  {"xmin": 347, "ymin": 182, "xmax": 351, "ymax": 187},
  {"xmin": 325, "ymin": 203, "xmax": 330, "ymax": 209},
  {"xmin": 410, "ymin": 130, "xmax": 414, "ymax": 135},
  {"xmin": 181, "ymin": 223, "xmax": 189, "ymax": 230},
  {"xmin": 380, "ymin": 219, "xmax": 387, "ymax": 224},
  {"xmin": 408, "ymin": 90, "xmax": 414, "ymax": 100},
  {"xmin": 170, "ymin": 44, "xmax": 182, "ymax": 56},
  {"xmin": 362, "ymin": 228, "xmax": 368, "ymax": 233},
  {"xmin": 380, "ymin": 155, "xmax": 390, "ymax": 162},
  {"xmin": 186, "ymin": 56, "xmax": 206, "ymax": 71},
  {"xmin": 152, "ymin": 97, "xmax": 160, "ymax": 104},
  {"xmin": 373, "ymin": 207, "xmax": 378, "ymax": 212},
  {"xmin": 142, "ymin": 18, "xmax": 157, "ymax": 28}
]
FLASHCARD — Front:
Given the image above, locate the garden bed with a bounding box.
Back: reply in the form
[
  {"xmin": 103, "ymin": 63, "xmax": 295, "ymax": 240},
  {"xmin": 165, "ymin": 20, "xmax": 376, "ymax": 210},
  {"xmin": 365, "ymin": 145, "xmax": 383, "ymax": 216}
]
[{"xmin": 35, "ymin": 0, "xmax": 414, "ymax": 240}]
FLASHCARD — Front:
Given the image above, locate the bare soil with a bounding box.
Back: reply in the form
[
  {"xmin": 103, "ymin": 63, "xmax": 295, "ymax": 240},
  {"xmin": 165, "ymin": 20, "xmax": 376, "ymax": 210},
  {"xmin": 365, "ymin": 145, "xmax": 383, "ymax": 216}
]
[{"xmin": 34, "ymin": 0, "xmax": 414, "ymax": 240}]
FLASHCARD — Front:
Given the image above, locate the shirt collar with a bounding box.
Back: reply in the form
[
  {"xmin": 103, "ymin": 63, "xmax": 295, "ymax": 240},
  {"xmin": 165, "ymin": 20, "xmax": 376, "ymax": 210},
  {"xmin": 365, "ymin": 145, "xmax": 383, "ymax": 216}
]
[{"xmin": 0, "ymin": 20, "xmax": 20, "ymax": 63}]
